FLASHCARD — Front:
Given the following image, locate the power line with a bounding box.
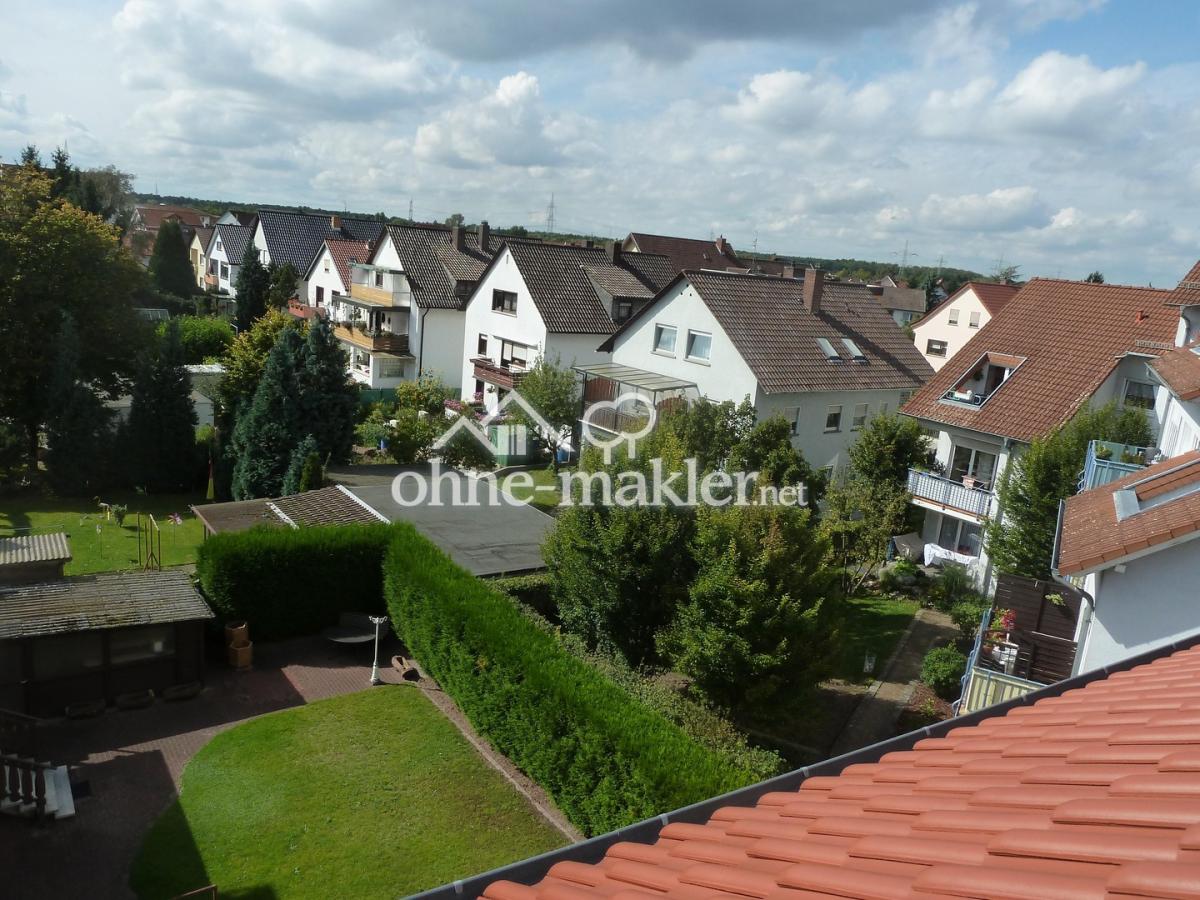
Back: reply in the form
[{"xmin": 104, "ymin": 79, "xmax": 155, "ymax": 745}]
[{"xmin": 546, "ymin": 192, "xmax": 556, "ymax": 233}]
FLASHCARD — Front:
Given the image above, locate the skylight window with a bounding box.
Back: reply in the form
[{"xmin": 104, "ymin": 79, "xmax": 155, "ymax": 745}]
[
  {"xmin": 841, "ymin": 338, "xmax": 867, "ymax": 362},
  {"xmin": 816, "ymin": 337, "xmax": 841, "ymax": 362}
]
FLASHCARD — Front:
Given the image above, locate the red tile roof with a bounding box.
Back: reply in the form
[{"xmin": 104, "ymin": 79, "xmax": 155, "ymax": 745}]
[
  {"xmin": 1169, "ymin": 260, "xmax": 1200, "ymax": 307},
  {"xmin": 480, "ymin": 638, "xmax": 1200, "ymax": 900},
  {"xmin": 1057, "ymin": 450, "xmax": 1200, "ymax": 576},
  {"xmin": 1152, "ymin": 343, "xmax": 1200, "ymax": 401},
  {"xmin": 909, "ymin": 281, "xmax": 1020, "ymax": 330},
  {"xmin": 134, "ymin": 204, "xmax": 210, "ymax": 230},
  {"xmin": 321, "ymin": 238, "xmax": 372, "ymax": 290},
  {"xmin": 902, "ymin": 279, "xmax": 1176, "ymax": 443}
]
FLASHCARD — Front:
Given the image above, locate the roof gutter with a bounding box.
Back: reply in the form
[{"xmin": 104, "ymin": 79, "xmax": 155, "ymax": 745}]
[{"xmin": 407, "ymin": 629, "xmax": 1200, "ymax": 900}]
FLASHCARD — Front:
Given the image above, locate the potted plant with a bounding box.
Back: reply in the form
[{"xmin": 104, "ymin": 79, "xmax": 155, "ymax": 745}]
[{"xmin": 1094, "ymin": 443, "xmax": 1113, "ymax": 460}]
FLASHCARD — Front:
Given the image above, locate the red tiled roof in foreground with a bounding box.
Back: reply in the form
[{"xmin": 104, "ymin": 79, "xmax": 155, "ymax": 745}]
[
  {"xmin": 1152, "ymin": 343, "xmax": 1200, "ymax": 402},
  {"xmin": 324, "ymin": 237, "xmax": 372, "ymax": 291},
  {"xmin": 481, "ymin": 639, "xmax": 1200, "ymax": 900},
  {"xmin": 1057, "ymin": 450, "xmax": 1200, "ymax": 576},
  {"xmin": 902, "ymin": 278, "xmax": 1176, "ymax": 443}
]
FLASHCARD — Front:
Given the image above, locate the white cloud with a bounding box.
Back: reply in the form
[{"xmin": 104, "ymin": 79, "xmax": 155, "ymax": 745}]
[
  {"xmin": 921, "ymin": 186, "xmax": 1043, "ymax": 230},
  {"xmin": 994, "ymin": 51, "xmax": 1145, "ymax": 136},
  {"xmin": 726, "ymin": 69, "xmax": 895, "ymax": 130}
]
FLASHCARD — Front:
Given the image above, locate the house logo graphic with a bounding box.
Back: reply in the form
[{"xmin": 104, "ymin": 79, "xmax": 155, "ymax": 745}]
[{"xmin": 432, "ymin": 390, "xmax": 556, "ymax": 459}]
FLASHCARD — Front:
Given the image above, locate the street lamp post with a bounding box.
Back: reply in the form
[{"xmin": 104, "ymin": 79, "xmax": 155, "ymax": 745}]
[{"xmin": 369, "ymin": 615, "xmax": 388, "ymax": 686}]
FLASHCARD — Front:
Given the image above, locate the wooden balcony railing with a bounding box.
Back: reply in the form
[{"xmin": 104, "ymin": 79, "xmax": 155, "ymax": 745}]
[
  {"xmin": 333, "ymin": 323, "xmax": 409, "ymax": 355},
  {"xmin": 907, "ymin": 468, "xmax": 996, "ymax": 519},
  {"xmin": 472, "ymin": 357, "xmax": 528, "ymax": 391},
  {"xmin": 349, "ymin": 281, "xmax": 410, "ymax": 307}
]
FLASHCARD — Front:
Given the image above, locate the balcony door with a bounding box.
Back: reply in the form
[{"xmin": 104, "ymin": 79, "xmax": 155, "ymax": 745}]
[
  {"xmin": 938, "ymin": 516, "xmax": 982, "ymax": 556},
  {"xmin": 949, "ymin": 445, "xmax": 997, "ymax": 489}
]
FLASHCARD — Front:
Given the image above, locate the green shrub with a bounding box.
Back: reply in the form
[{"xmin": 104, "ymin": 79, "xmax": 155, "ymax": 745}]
[
  {"xmin": 490, "ymin": 572, "xmax": 556, "ymax": 620},
  {"xmin": 950, "ymin": 598, "xmax": 991, "ymax": 639},
  {"xmin": 930, "ymin": 562, "xmax": 975, "ymax": 611},
  {"xmin": 921, "ymin": 645, "xmax": 967, "ymax": 700},
  {"xmin": 196, "ymin": 524, "xmax": 394, "ymax": 639},
  {"xmin": 384, "ymin": 524, "xmax": 760, "ymax": 836}
]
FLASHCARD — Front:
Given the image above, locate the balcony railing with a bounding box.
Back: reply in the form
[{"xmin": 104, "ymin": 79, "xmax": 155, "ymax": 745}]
[
  {"xmin": 907, "ymin": 468, "xmax": 996, "ymax": 519},
  {"xmin": 349, "ymin": 264, "xmax": 410, "ymax": 307},
  {"xmin": 1079, "ymin": 439, "xmax": 1154, "ymax": 491},
  {"xmin": 959, "ymin": 666, "xmax": 1046, "ymax": 715},
  {"xmin": 472, "ymin": 357, "xmax": 528, "ymax": 391},
  {"xmin": 333, "ymin": 323, "xmax": 409, "ymax": 355},
  {"xmin": 203, "ymin": 272, "xmax": 219, "ymax": 288}
]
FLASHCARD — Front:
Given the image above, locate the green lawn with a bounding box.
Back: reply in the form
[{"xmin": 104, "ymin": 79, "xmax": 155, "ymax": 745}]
[
  {"xmin": 0, "ymin": 491, "xmax": 207, "ymax": 574},
  {"xmin": 500, "ymin": 466, "xmax": 566, "ymax": 512},
  {"xmin": 834, "ymin": 594, "xmax": 920, "ymax": 683},
  {"xmin": 130, "ymin": 687, "xmax": 565, "ymax": 900}
]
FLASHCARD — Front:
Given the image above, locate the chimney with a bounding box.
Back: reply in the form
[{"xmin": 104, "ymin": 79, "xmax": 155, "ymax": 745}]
[
  {"xmin": 782, "ymin": 263, "xmax": 795, "ymax": 280},
  {"xmin": 330, "ymin": 214, "xmax": 342, "ymax": 231},
  {"xmin": 452, "ymin": 224, "xmax": 464, "ymax": 251},
  {"xmin": 477, "ymin": 220, "xmax": 490, "ymax": 253},
  {"xmin": 584, "ymin": 239, "xmax": 594, "ymax": 249},
  {"xmin": 605, "ymin": 239, "xmax": 620, "ymax": 264},
  {"xmin": 715, "ymin": 235, "xmax": 729, "ymax": 255},
  {"xmin": 803, "ymin": 267, "xmax": 824, "ymax": 314}
]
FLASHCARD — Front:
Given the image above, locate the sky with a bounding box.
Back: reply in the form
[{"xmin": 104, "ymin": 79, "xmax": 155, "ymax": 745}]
[{"xmin": 2, "ymin": 0, "xmax": 1199, "ymax": 284}]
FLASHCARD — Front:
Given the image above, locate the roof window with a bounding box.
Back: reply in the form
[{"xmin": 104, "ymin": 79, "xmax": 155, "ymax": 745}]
[
  {"xmin": 816, "ymin": 337, "xmax": 841, "ymax": 362},
  {"xmin": 841, "ymin": 338, "xmax": 867, "ymax": 362}
]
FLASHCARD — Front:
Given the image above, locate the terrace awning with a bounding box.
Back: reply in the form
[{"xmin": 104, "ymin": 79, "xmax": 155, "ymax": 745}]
[{"xmin": 572, "ymin": 363, "xmax": 696, "ymax": 394}]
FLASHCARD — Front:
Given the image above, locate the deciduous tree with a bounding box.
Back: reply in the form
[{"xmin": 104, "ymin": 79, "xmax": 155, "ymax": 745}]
[{"xmin": 508, "ymin": 353, "xmax": 579, "ymax": 467}]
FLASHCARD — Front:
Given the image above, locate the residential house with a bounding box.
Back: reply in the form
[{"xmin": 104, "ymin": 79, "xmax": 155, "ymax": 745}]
[
  {"xmin": 1146, "ymin": 262, "xmax": 1200, "ymax": 458},
  {"xmin": 869, "ymin": 274, "xmax": 928, "ymax": 327},
  {"xmin": 326, "ymin": 221, "xmax": 502, "ymax": 389},
  {"xmin": 1056, "ymin": 449, "xmax": 1200, "ymax": 674},
  {"xmin": 461, "ymin": 239, "xmax": 675, "ymax": 412},
  {"xmin": 251, "ymin": 210, "xmax": 383, "ymax": 300},
  {"xmin": 302, "ymin": 237, "xmax": 371, "ymax": 314},
  {"xmin": 204, "ymin": 223, "xmax": 254, "ymax": 297},
  {"xmin": 593, "ymin": 268, "xmax": 933, "ymax": 474},
  {"xmin": 126, "ymin": 203, "xmax": 213, "ymax": 265},
  {"xmin": 431, "ymin": 632, "xmax": 1200, "ymax": 900},
  {"xmin": 901, "ymin": 278, "xmax": 1176, "ymax": 589},
  {"xmin": 216, "ymin": 210, "xmax": 255, "ymax": 227},
  {"xmin": 189, "ymin": 225, "xmax": 213, "ymax": 290},
  {"xmin": 911, "ymin": 281, "xmax": 1021, "ymax": 371},
  {"xmin": 621, "ymin": 231, "xmax": 743, "ymax": 274}
]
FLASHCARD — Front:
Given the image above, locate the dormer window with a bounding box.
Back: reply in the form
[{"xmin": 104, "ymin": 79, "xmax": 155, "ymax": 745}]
[
  {"xmin": 816, "ymin": 337, "xmax": 841, "ymax": 362},
  {"xmin": 942, "ymin": 352, "xmax": 1026, "ymax": 407}
]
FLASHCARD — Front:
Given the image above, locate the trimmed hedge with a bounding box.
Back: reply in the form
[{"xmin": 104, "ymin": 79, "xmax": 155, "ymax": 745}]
[
  {"xmin": 384, "ymin": 523, "xmax": 761, "ymax": 836},
  {"xmin": 196, "ymin": 524, "xmax": 394, "ymax": 640},
  {"xmin": 489, "ymin": 572, "xmax": 556, "ymax": 621}
]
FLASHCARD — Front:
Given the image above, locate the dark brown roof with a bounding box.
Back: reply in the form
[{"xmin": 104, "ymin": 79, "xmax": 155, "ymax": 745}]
[
  {"xmin": 0, "ymin": 532, "xmax": 71, "ymax": 567},
  {"xmin": 479, "ymin": 638, "xmax": 1200, "ymax": 900},
  {"xmin": 626, "ymin": 232, "xmax": 742, "ymax": 274},
  {"xmin": 1058, "ymin": 450, "xmax": 1200, "ymax": 576},
  {"xmin": 502, "ymin": 242, "xmax": 675, "ymax": 334},
  {"xmin": 191, "ymin": 225, "xmax": 214, "ymax": 252},
  {"xmin": 383, "ymin": 224, "xmax": 498, "ymax": 310},
  {"xmin": 191, "ymin": 487, "xmax": 382, "ymax": 535},
  {"xmin": 605, "ymin": 270, "xmax": 933, "ymax": 394},
  {"xmin": 902, "ymin": 279, "xmax": 1176, "ymax": 442},
  {"xmin": 1151, "ymin": 342, "xmax": 1200, "ymax": 401},
  {"xmin": 0, "ymin": 570, "xmax": 213, "ymax": 640}
]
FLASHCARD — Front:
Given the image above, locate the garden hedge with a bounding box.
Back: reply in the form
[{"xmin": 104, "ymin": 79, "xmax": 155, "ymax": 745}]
[
  {"xmin": 196, "ymin": 524, "xmax": 394, "ymax": 640},
  {"xmin": 384, "ymin": 523, "xmax": 761, "ymax": 836}
]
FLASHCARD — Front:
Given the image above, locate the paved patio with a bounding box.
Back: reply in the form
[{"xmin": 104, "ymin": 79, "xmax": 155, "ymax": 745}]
[{"xmin": 1, "ymin": 635, "xmax": 397, "ymax": 900}]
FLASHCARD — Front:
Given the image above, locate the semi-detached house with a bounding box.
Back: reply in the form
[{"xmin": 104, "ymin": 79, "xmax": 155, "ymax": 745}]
[
  {"xmin": 203, "ymin": 223, "xmax": 253, "ymax": 297},
  {"xmin": 901, "ymin": 277, "xmax": 1177, "ymax": 588},
  {"xmin": 461, "ymin": 240, "xmax": 675, "ymax": 412},
  {"xmin": 593, "ymin": 268, "xmax": 933, "ymax": 475}
]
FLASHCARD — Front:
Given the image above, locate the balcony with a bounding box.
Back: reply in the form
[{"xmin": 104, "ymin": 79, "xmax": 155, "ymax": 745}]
[
  {"xmin": 203, "ymin": 272, "xmax": 219, "ymax": 288},
  {"xmin": 333, "ymin": 323, "xmax": 410, "ymax": 356},
  {"xmin": 1079, "ymin": 439, "xmax": 1154, "ymax": 492},
  {"xmin": 349, "ymin": 263, "xmax": 411, "ymax": 307},
  {"xmin": 907, "ymin": 468, "xmax": 996, "ymax": 520},
  {"xmin": 472, "ymin": 357, "xmax": 528, "ymax": 391}
]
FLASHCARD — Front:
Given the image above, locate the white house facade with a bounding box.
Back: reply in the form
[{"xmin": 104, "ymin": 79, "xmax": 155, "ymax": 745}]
[{"xmin": 910, "ymin": 282, "xmax": 1020, "ymax": 372}]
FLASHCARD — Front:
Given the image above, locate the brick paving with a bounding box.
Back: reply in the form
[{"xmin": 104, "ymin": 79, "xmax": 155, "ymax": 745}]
[{"xmin": 0, "ymin": 635, "xmax": 398, "ymax": 900}]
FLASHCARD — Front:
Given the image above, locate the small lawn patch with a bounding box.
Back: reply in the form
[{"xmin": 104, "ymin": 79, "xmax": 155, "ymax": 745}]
[
  {"xmin": 130, "ymin": 687, "xmax": 565, "ymax": 899},
  {"xmin": 0, "ymin": 492, "xmax": 206, "ymax": 575},
  {"xmin": 834, "ymin": 594, "xmax": 920, "ymax": 684},
  {"xmin": 500, "ymin": 465, "xmax": 566, "ymax": 512}
]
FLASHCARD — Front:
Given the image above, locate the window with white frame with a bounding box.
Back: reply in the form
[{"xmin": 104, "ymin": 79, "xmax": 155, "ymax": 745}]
[
  {"xmin": 1123, "ymin": 380, "xmax": 1156, "ymax": 409},
  {"xmin": 969, "ymin": 310, "xmax": 981, "ymax": 328},
  {"xmin": 851, "ymin": 402, "xmax": 869, "ymax": 430},
  {"xmin": 323, "ymin": 256, "xmax": 330, "ymax": 273},
  {"xmin": 948, "ymin": 309, "xmax": 960, "ymax": 325},
  {"xmin": 825, "ymin": 405, "xmax": 842, "ymax": 432},
  {"xmin": 654, "ymin": 324, "xmax": 677, "ymax": 354},
  {"xmin": 492, "ymin": 289, "xmax": 517, "ymax": 314},
  {"xmin": 500, "ymin": 340, "xmax": 529, "ymax": 369},
  {"xmin": 685, "ymin": 330, "xmax": 712, "ymax": 361},
  {"xmin": 786, "ymin": 407, "xmax": 801, "ymax": 435},
  {"xmin": 477, "ymin": 333, "xmax": 488, "ymax": 355},
  {"xmin": 926, "ymin": 339, "xmax": 948, "ymax": 357}
]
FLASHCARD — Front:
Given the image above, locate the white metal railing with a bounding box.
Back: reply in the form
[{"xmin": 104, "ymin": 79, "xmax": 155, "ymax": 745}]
[{"xmin": 907, "ymin": 469, "xmax": 996, "ymax": 518}]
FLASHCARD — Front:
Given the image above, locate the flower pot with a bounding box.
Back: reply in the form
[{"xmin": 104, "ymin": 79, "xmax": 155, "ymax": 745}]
[
  {"xmin": 228, "ymin": 640, "xmax": 253, "ymax": 670},
  {"xmin": 224, "ymin": 621, "xmax": 249, "ymax": 646}
]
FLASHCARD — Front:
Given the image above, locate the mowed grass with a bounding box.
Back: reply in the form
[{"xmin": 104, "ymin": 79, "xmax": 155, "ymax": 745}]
[
  {"xmin": 0, "ymin": 491, "xmax": 208, "ymax": 574},
  {"xmin": 500, "ymin": 465, "xmax": 567, "ymax": 511},
  {"xmin": 130, "ymin": 687, "xmax": 566, "ymax": 900},
  {"xmin": 833, "ymin": 594, "xmax": 920, "ymax": 683}
]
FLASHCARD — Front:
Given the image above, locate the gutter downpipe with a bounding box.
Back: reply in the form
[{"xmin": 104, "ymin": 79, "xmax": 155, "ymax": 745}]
[{"xmin": 418, "ymin": 304, "xmax": 429, "ymax": 379}]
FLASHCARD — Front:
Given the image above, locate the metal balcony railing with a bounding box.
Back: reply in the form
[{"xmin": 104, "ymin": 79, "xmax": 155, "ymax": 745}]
[{"xmin": 907, "ymin": 469, "xmax": 996, "ymax": 519}]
